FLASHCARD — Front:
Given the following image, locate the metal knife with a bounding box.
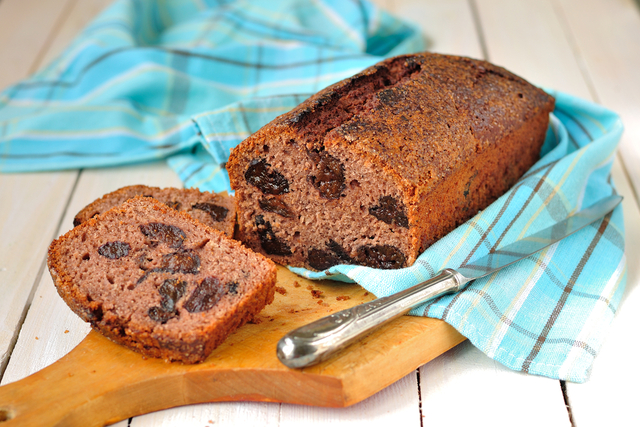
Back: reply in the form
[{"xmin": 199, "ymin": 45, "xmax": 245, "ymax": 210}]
[{"xmin": 277, "ymin": 194, "xmax": 623, "ymax": 368}]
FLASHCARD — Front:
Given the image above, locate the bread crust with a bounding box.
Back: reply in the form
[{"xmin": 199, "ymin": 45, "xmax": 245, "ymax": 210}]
[{"xmin": 73, "ymin": 185, "xmax": 236, "ymax": 239}]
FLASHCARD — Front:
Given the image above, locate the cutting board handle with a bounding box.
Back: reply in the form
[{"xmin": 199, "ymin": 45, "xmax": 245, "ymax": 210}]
[
  {"xmin": 0, "ymin": 330, "xmax": 349, "ymax": 427},
  {"xmin": 0, "ymin": 331, "xmax": 194, "ymax": 427}
]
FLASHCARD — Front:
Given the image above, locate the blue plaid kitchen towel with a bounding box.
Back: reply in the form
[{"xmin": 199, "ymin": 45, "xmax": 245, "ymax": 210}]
[{"xmin": 0, "ymin": 0, "xmax": 626, "ymax": 383}]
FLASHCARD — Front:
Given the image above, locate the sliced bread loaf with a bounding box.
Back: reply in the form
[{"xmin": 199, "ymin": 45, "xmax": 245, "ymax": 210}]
[{"xmin": 48, "ymin": 196, "xmax": 276, "ymax": 363}]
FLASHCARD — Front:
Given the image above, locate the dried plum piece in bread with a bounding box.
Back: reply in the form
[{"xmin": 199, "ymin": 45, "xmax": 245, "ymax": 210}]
[
  {"xmin": 73, "ymin": 185, "xmax": 236, "ymax": 239},
  {"xmin": 227, "ymin": 52, "xmax": 555, "ymax": 271},
  {"xmin": 48, "ymin": 197, "xmax": 276, "ymax": 363}
]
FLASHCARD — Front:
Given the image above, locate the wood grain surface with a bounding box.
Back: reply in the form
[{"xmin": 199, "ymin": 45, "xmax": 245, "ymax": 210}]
[{"xmin": 0, "ymin": 266, "xmax": 465, "ymax": 427}]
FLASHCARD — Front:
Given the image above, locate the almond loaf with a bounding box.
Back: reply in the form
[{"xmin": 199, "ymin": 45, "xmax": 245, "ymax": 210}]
[
  {"xmin": 73, "ymin": 185, "xmax": 236, "ymax": 238},
  {"xmin": 48, "ymin": 197, "xmax": 276, "ymax": 363},
  {"xmin": 227, "ymin": 53, "xmax": 555, "ymax": 271}
]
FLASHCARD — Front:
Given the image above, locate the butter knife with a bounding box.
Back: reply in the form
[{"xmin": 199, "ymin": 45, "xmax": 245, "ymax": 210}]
[{"xmin": 277, "ymin": 194, "xmax": 623, "ymax": 368}]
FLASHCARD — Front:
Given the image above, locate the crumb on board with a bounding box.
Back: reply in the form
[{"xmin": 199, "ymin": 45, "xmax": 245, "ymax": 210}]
[
  {"xmin": 311, "ymin": 289, "xmax": 323, "ymax": 298},
  {"xmin": 306, "ymin": 285, "xmax": 314, "ymax": 290},
  {"xmin": 275, "ymin": 286, "xmax": 287, "ymax": 295},
  {"xmin": 317, "ymin": 301, "xmax": 329, "ymax": 307},
  {"xmin": 336, "ymin": 295, "xmax": 350, "ymax": 301},
  {"xmin": 363, "ymin": 291, "xmax": 369, "ymax": 296},
  {"xmin": 293, "ymin": 281, "xmax": 301, "ymax": 288},
  {"xmin": 249, "ymin": 316, "xmax": 264, "ymax": 324}
]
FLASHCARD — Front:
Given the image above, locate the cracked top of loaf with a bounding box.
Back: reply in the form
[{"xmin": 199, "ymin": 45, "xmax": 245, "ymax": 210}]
[{"xmin": 241, "ymin": 52, "xmax": 554, "ymax": 194}]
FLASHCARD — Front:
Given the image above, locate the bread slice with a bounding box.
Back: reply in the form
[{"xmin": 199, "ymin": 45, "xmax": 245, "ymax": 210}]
[
  {"xmin": 48, "ymin": 196, "xmax": 276, "ymax": 363},
  {"xmin": 73, "ymin": 185, "xmax": 236, "ymax": 239},
  {"xmin": 227, "ymin": 53, "xmax": 555, "ymax": 270}
]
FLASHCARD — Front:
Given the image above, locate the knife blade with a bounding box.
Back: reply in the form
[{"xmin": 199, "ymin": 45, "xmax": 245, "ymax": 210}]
[{"xmin": 277, "ymin": 194, "xmax": 622, "ymax": 368}]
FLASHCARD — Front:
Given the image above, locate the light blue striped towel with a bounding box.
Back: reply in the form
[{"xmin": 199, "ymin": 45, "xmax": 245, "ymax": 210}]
[{"xmin": 0, "ymin": 0, "xmax": 625, "ymax": 383}]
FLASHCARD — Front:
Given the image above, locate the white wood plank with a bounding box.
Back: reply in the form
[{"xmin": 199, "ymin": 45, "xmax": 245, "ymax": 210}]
[
  {"xmin": 0, "ymin": 172, "xmax": 78, "ymax": 369},
  {"xmin": 0, "ymin": 0, "xmax": 75, "ymax": 89},
  {"xmin": 554, "ymin": 0, "xmax": 640, "ymax": 208},
  {"xmin": 0, "ymin": 272, "xmax": 92, "ymax": 386},
  {"xmin": 0, "ymin": 0, "xmax": 81, "ymax": 375},
  {"xmin": 131, "ymin": 402, "xmax": 280, "ymax": 427},
  {"xmin": 474, "ymin": 0, "xmax": 592, "ymax": 98},
  {"xmin": 278, "ymin": 372, "xmax": 420, "ymax": 427},
  {"xmin": 390, "ymin": 0, "xmax": 484, "ymax": 58},
  {"xmin": 420, "ymin": 341, "xmax": 571, "ymax": 426},
  {"xmin": 374, "ymin": 0, "xmax": 394, "ymax": 12},
  {"xmin": 39, "ymin": 0, "xmax": 114, "ymax": 69},
  {"xmin": 562, "ymin": 156, "xmax": 640, "ymax": 426}
]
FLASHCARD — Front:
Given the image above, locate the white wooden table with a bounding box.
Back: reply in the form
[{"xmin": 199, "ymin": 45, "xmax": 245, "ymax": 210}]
[{"xmin": 1, "ymin": 0, "xmax": 639, "ymax": 425}]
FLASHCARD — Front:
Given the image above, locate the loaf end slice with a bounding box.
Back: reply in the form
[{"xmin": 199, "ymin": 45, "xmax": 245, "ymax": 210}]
[
  {"xmin": 73, "ymin": 185, "xmax": 236, "ymax": 239},
  {"xmin": 49, "ymin": 197, "xmax": 276, "ymax": 363}
]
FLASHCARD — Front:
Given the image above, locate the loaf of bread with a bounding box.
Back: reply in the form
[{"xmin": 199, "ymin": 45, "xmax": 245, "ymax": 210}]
[
  {"xmin": 48, "ymin": 197, "xmax": 276, "ymax": 363},
  {"xmin": 73, "ymin": 185, "xmax": 236, "ymax": 238},
  {"xmin": 227, "ymin": 53, "xmax": 555, "ymax": 271}
]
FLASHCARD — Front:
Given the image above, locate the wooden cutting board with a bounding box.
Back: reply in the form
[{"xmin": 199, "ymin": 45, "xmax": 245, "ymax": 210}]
[{"xmin": 0, "ymin": 266, "xmax": 465, "ymax": 427}]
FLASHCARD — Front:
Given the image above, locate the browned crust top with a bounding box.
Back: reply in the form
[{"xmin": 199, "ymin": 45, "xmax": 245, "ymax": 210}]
[
  {"xmin": 229, "ymin": 52, "xmax": 555, "ymax": 194},
  {"xmin": 73, "ymin": 185, "xmax": 236, "ymax": 238}
]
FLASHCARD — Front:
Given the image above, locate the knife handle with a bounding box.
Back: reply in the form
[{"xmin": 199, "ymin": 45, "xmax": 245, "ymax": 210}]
[{"xmin": 277, "ymin": 268, "xmax": 468, "ymax": 368}]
